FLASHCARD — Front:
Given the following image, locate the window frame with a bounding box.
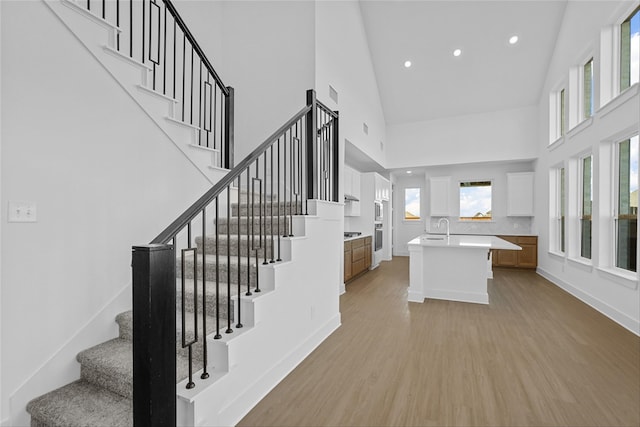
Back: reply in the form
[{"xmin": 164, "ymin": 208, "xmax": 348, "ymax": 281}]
[
  {"xmin": 549, "ymin": 166, "xmax": 566, "ymax": 255},
  {"xmin": 403, "ymin": 187, "xmax": 421, "ymax": 221},
  {"xmin": 582, "ymin": 58, "xmax": 594, "ymax": 120},
  {"xmin": 620, "ymin": 6, "xmax": 640, "ymax": 92},
  {"xmin": 613, "ymin": 135, "xmax": 638, "ymax": 273},
  {"xmin": 458, "ymin": 180, "xmax": 493, "ymax": 221},
  {"xmin": 549, "ymin": 86, "xmax": 567, "ymax": 144},
  {"xmin": 579, "ymin": 154, "xmax": 593, "ymax": 260}
]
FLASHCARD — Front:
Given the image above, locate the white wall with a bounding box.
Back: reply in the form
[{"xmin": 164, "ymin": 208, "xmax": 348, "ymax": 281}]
[
  {"xmin": 220, "ymin": 1, "xmax": 315, "ymax": 161},
  {"xmin": 1, "ymin": 1, "xmax": 215, "ymax": 419},
  {"xmin": 315, "ymin": 0, "xmax": 387, "ymax": 168},
  {"xmin": 386, "ymin": 105, "xmax": 538, "ymax": 169},
  {"xmin": 535, "ymin": 0, "xmax": 640, "ymax": 334}
]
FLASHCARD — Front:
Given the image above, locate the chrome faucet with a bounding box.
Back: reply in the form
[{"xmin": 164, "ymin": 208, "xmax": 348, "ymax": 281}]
[{"xmin": 437, "ymin": 217, "xmax": 450, "ymax": 237}]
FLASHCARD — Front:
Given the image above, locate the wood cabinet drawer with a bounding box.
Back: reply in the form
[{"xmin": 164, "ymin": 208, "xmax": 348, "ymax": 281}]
[
  {"xmin": 344, "ymin": 241, "xmax": 352, "ymax": 252},
  {"xmin": 352, "ymin": 246, "xmax": 365, "ymax": 262},
  {"xmin": 351, "ymin": 238, "xmax": 365, "ymax": 249},
  {"xmin": 517, "ymin": 236, "xmax": 538, "ymax": 245}
]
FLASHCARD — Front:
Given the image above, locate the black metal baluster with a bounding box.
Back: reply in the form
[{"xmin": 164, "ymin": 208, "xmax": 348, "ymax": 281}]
[
  {"xmin": 162, "ymin": 4, "xmax": 166, "ymax": 95},
  {"xmin": 289, "ymin": 127, "xmax": 294, "ymax": 236},
  {"xmin": 141, "ymin": 0, "xmax": 145, "ymax": 64},
  {"xmin": 226, "ymin": 186, "xmax": 233, "ymax": 334},
  {"xmin": 276, "ymin": 137, "xmax": 282, "ymax": 262},
  {"xmin": 236, "ymin": 174, "xmax": 243, "ymax": 328},
  {"xmin": 87, "ymin": 0, "xmax": 90, "ymax": 11},
  {"xmin": 200, "ymin": 209, "xmax": 209, "ymax": 380},
  {"xmin": 270, "ymin": 145, "xmax": 275, "ymax": 263},
  {"xmin": 149, "ymin": 0, "xmax": 160, "ymax": 90},
  {"xmin": 173, "ymin": 19, "xmax": 176, "ymax": 99},
  {"xmin": 282, "ymin": 129, "xmax": 288, "ymax": 238},
  {"xmin": 198, "ymin": 60, "xmax": 202, "ymax": 146},
  {"xmin": 102, "ymin": 0, "xmax": 105, "ymax": 21},
  {"xmin": 214, "ymin": 198, "xmax": 221, "ymax": 339},
  {"xmin": 181, "ymin": 33, "xmax": 186, "ymax": 122},
  {"xmin": 246, "ymin": 169, "xmax": 252, "ymax": 296},
  {"xmin": 190, "ymin": 46, "xmax": 194, "ymax": 125},
  {"xmin": 263, "ymin": 154, "xmax": 268, "ymax": 265},
  {"xmin": 129, "ymin": 0, "xmax": 133, "ymax": 57},
  {"xmin": 116, "ymin": 0, "xmax": 120, "ymax": 50},
  {"xmin": 297, "ymin": 120, "xmax": 303, "ymax": 215},
  {"xmin": 213, "ymin": 85, "xmax": 217, "ymax": 150}
]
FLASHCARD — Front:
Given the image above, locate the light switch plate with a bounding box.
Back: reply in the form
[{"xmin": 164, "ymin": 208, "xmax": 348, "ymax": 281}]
[{"xmin": 8, "ymin": 201, "xmax": 37, "ymax": 223}]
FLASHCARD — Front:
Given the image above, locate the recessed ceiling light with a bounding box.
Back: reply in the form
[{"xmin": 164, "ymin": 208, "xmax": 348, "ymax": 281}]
[
  {"xmin": 453, "ymin": 49, "xmax": 462, "ymax": 57},
  {"xmin": 404, "ymin": 60, "xmax": 412, "ymax": 68},
  {"xmin": 509, "ymin": 35, "xmax": 519, "ymax": 45},
  {"xmin": 406, "ymin": 170, "xmax": 412, "ymax": 174}
]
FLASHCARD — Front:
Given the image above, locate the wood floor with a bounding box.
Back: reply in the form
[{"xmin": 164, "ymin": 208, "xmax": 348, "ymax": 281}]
[{"xmin": 238, "ymin": 257, "xmax": 640, "ymax": 427}]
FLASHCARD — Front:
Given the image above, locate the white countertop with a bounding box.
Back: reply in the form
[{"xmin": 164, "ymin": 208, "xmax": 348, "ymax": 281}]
[
  {"xmin": 344, "ymin": 233, "xmax": 372, "ymax": 242},
  {"xmin": 407, "ymin": 234, "xmax": 521, "ymax": 250}
]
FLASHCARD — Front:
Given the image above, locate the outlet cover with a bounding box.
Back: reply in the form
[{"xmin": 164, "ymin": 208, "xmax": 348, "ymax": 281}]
[{"xmin": 8, "ymin": 200, "xmax": 37, "ymax": 223}]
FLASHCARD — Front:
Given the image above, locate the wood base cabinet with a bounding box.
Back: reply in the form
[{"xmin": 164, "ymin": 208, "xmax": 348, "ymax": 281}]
[
  {"xmin": 345, "ymin": 236, "xmax": 372, "ymax": 282},
  {"xmin": 492, "ymin": 235, "xmax": 537, "ymax": 269}
]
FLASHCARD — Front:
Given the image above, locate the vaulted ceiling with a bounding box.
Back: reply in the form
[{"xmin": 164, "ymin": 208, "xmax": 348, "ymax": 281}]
[{"xmin": 359, "ymin": 0, "xmax": 568, "ymax": 126}]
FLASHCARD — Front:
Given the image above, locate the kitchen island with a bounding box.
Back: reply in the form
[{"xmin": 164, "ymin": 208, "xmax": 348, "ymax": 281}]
[{"xmin": 408, "ymin": 234, "xmax": 521, "ymax": 305}]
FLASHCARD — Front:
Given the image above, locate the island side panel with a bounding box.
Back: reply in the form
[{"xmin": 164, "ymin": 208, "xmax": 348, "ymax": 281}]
[
  {"xmin": 422, "ymin": 247, "xmax": 489, "ymax": 305},
  {"xmin": 408, "ymin": 244, "xmax": 425, "ymax": 302}
]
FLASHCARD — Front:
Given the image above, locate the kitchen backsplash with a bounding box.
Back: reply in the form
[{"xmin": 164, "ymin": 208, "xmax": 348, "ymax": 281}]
[{"xmin": 427, "ymin": 216, "xmax": 533, "ymax": 235}]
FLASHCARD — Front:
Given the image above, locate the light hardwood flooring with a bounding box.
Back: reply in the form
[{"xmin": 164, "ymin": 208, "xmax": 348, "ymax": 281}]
[{"xmin": 238, "ymin": 257, "xmax": 640, "ymax": 427}]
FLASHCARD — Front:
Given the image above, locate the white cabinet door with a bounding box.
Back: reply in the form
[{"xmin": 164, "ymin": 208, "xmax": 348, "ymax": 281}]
[
  {"xmin": 352, "ymin": 170, "xmax": 361, "ymax": 199},
  {"xmin": 507, "ymin": 172, "xmax": 534, "ymax": 216},
  {"xmin": 374, "ymin": 174, "xmax": 390, "ymax": 201},
  {"xmin": 430, "ymin": 176, "xmax": 450, "ymax": 216},
  {"xmin": 344, "ymin": 167, "xmax": 353, "ymax": 197}
]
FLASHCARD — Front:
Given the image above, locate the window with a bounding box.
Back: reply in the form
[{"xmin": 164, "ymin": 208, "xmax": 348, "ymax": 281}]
[
  {"xmin": 580, "ymin": 155, "xmax": 593, "ymax": 259},
  {"xmin": 404, "ymin": 188, "xmax": 421, "ymax": 220},
  {"xmin": 459, "ymin": 181, "xmax": 491, "ymax": 221},
  {"xmin": 550, "ymin": 167, "xmax": 565, "ymax": 254},
  {"xmin": 583, "ymin": 58, "xmax": 594, "ymax": 119},
  {"xmin": 549, "ymin": 87, "xmax": 566, "ymax": 143},
  {"xmin": 615, "ymin": 135, "xmax": 638, "ymax": 272},
  {"xmin": 560, "ymin": 168, "xmax": 566, "ymax": 253},
  {"xmin": 620, "ymin": 6, "xmax": 640, "ymax": 91}
]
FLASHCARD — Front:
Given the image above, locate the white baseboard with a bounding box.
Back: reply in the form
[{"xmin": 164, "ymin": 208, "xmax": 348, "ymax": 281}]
[{"xmin": 537, "ymin": 267, "xmax": 640, "ymax": 336}]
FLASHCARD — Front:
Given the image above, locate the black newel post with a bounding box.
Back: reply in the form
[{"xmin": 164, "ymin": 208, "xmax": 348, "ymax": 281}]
[
  {"xmin": 305, "ymin": 89, "xmax": 317, "ymax": 200},
  {"xmin": 132, "ymin": 244, "xmax": 177, "ymax": 427},
  {"xmin": 224, "ymin": 86, "xmax": 235, "ymax": 169}
]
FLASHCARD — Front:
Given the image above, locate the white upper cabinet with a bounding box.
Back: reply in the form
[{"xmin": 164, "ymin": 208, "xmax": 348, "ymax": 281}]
[
  {"xmin": 374, "ymin": 174, "xmax": 390, "ymax": 201},
  {"xmin": 344, "ymin": 165, "xmax": 361, "ymax": 216},
  {"xmin": 430, "ymin": 176, "xmax": 450, "ymax": 216},
  {"xmin": 507, "ymin": 172, "xmax": 534, "ymax": 216}
]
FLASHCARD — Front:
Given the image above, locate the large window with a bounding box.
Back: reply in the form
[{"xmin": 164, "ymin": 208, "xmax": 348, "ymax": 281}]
[
  {"xmin": 620, "ymin": 6, "xmax": 639, "ymax": 91},
  {"xmin": 550, "ymin": 167, "xmax": 566, "ymax": 254},
  {"xmin": 549, "ymin": 88, "xmax": 566, "ymax": 143},
  {"xmin": 580, "ymin": 156, "xmax": 593, "ymax": 259},
  {"xmin": 615, "ymin": 135, "xmax": 638, "ymax": 272},
  {"xmin": 404, "ymin": 188, "xmax": 421, "ymax": 220},
  {"xmin": 583, "ymin": 58, "xmax": 594, "ymax": 119},
  {"xmin": 459, "ymin": 181, "xmax": 492, "ymax": 221},
  {"xmin": 620, "ymin": 7, "xmax": 640, "ymax": 91}
]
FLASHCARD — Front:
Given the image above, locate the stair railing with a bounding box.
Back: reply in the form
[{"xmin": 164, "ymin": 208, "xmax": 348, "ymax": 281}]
[
  {"xmin": 75, "ymin": 0, "xmax": 234, "ymax": 168},
  {"xmin": 131, "ymin": 89, "xmax": 338, "ymax": 426}
]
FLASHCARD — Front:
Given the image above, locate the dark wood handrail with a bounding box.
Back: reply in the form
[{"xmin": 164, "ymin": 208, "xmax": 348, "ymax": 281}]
[
  {"xmin": 151, "ymin": 104, "xmax": 312, "ymax": 244},
  {"xmin": 161, "ymin": 0, "xmax": 228, "ymax": 96}
]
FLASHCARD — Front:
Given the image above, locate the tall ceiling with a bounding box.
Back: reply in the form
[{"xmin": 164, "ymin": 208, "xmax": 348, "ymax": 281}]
[{"xmin": 359, "ymin": 0, "xmax": 568, "ymax": 126}]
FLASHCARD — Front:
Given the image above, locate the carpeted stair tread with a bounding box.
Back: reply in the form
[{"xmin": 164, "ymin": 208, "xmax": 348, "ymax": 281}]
[
  {"xmin": 231, "ymin": 201, "xmax": 304, "ymax": 217},
  {"xmin": 195, "ymin": 234, "xmax": 280, "ymax": 257},
  {"xmin": 26, "ymin": 380, "xmax": 132, "ymax": 427},
  {"xmin": 77, "ymin": 338, "xmax": 191, "ymax": 399},
  {"xmin": 115, "ymin": 310, "xmax": 235, "ymax": 363}
]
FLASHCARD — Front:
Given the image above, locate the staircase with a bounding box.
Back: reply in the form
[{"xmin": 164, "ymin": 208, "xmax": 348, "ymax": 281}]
[
  {"xmin": 22, "ymin": 1, "xmax": 342, "ymax": 426},
  {"xmin": 25, "ymin": 197, "xmax": 295, "ymax": 427}
]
